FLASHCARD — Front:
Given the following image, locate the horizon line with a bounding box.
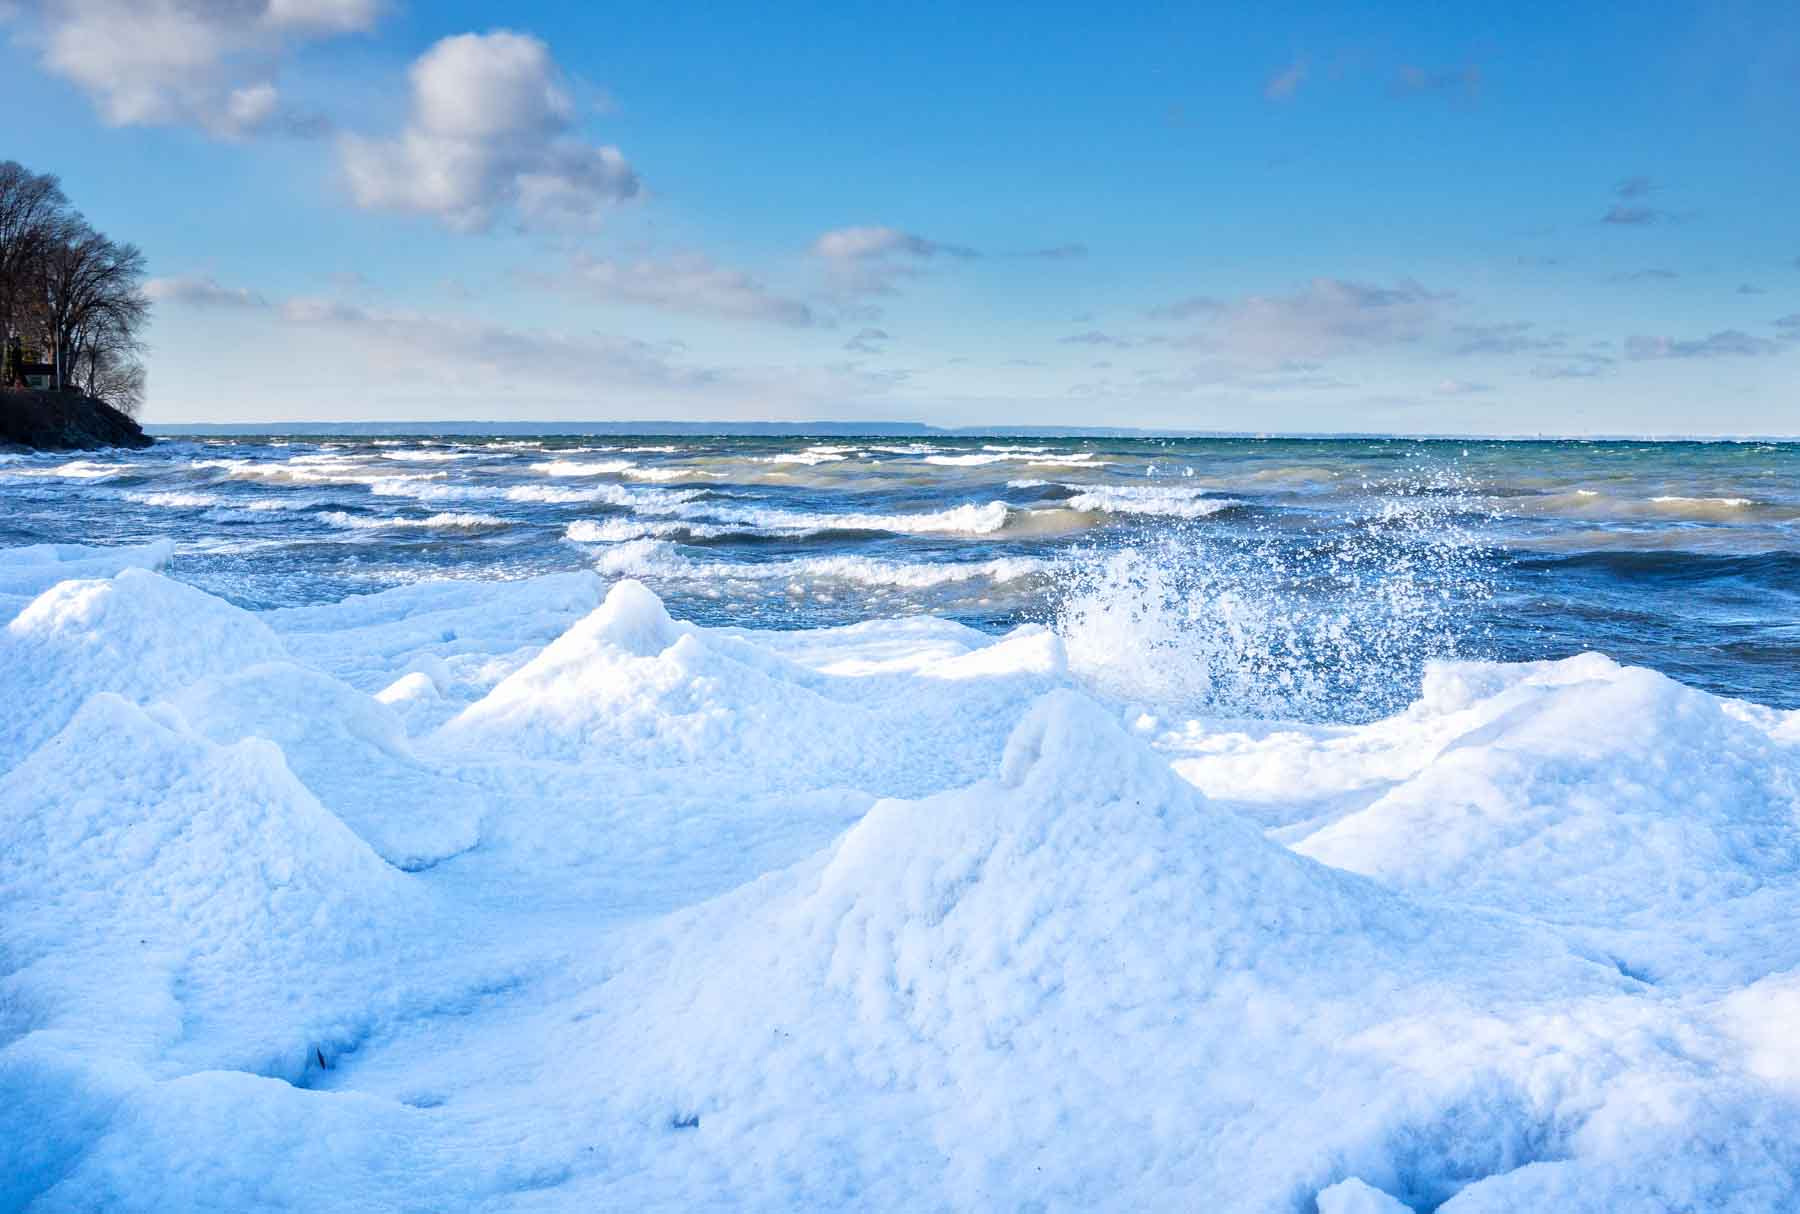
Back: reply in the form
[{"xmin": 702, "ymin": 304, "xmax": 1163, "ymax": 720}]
[{"xmin": 142, "ymin": 419, "xmax": 1800, "ymax": 443}]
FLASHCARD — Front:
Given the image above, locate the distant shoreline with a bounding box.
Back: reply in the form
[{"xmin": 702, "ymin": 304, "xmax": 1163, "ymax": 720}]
[{"xmin": 142, "ymin": 420, "xmax": 1800, "ymax": 444}]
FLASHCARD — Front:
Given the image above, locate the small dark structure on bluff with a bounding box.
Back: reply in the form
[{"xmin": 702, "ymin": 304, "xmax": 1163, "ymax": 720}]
[{"xmin": 2, "ymin": 337, "xmax": 56, "ymax": 390}]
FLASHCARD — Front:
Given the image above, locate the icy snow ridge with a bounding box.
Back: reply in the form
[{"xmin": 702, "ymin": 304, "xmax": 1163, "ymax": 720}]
[{"xmin": 3, "ymin": 542, "xmax": 1799, "ymax": 1212}]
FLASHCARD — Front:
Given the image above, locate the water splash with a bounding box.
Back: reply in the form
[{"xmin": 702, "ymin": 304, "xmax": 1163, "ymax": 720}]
[{"xmin": 1054, "ymin": 467, "xmax": 1498, "ymax": 722}]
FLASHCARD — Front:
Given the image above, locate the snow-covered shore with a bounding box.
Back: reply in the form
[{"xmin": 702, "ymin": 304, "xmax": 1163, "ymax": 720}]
[{"xmin": 3, "ymin": 540, "xmax": 1798, "ymax": 1212}]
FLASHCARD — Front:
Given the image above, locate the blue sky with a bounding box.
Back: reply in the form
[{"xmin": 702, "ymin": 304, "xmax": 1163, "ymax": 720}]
[{"xmin": 4, "ymin": 1, "xmax": 1797, "ymax": 433}]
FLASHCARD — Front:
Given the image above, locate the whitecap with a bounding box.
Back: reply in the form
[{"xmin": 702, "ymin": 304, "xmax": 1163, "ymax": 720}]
[
  {"xmin": 320, "ymin": 511, "xmax": 510, "ymax": 532},
  {"xmin": 565, "ymin": 518, "xmax": 736, "ymax": 543},
  {"xmin": 125, "ymin": 491, "xmax": 221, "ymax": 508},
  {"xmin": 596, "ymin": 539, "xmax": 1048, "ymax": 588},
  {"xmin": 529, "ymin": 459, "xmax": 636, "ymax": 477},
  {"xmin": 1062, "ymin": 485, "xmax": 1242, "ymax": 519}
]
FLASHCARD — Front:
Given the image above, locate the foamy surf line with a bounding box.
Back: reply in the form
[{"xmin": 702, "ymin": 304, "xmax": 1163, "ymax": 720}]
[
  {"xmin": 566, "ymin": 494, "xmax": 1243, "ymax": 541},
  {"xmin": 321, "ymin": 510, "xmax": 512, "ymax": 532},
  {"xmin": 591, "ymin": 537, "xmax": 1051, "ymax": 587},
  {"xmin": 2, "ymin": 538, "xmax": 1798, "ymax": 1213}
]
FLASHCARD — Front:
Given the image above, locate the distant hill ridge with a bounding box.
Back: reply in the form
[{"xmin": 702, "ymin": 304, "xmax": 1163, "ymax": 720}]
[
  {"xmin": 148, "ymin": 419, "xmax": 1182, "ymax": 439},
  {"xmin": 145, "ymin": 420, "xmax": 1797, "ymax": 442}
]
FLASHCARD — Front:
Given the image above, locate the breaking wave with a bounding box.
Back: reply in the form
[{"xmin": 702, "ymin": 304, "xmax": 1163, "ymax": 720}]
[{"xmin": 1056, "ymin": 477, "xmax": 1497, "ymax": 721}]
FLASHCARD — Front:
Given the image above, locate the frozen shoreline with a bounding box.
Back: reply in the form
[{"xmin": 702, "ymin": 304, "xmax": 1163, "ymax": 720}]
[{"xmin": 3, "ymin": 540, "xmax": 1798, "ymax": 1211}]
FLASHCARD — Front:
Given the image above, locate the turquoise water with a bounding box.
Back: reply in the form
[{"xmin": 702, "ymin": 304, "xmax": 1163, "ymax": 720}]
[{"xmin": 3, "ymin": 434, "xmax": 1795, "ymax": 716}]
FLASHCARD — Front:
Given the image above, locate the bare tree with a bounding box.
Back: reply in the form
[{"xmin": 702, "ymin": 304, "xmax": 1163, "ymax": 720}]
[
  {"xmin": 41, "ymin": 221, "xmax": 149, "ymax": 403},
  {"xmin": 0, "ymin": 162, "xmax": 68, "ymax": 360},
  {"xmin": 1, "ymin": 162, "xmax": 151, "ymax": 408},
  {"xmin": 69, "ymin": 315, "xmax": 148, "ymax": 416}
]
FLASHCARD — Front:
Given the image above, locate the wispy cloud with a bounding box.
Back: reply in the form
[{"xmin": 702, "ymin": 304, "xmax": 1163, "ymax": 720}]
[
  {"xmin": 1604, "ymin": 205, "xmax": 1679, "ymax": 225},
  {"xmin": 843, "ymin": 327, "xmax": 889, "ymax": 353},
  {"xmin": 1608, "ymin": 268, "xmax": 1680, "ymax": 283},
  {"xmin": 1600, "ymin": 179, "xmax": 1690, "ymax": 225},
  {"xmin": 538, "ymin": 252, "xmax": 815, "ymax": 327},
  {"xmin": 340, "ymin": 31, "xmax": 638, "ymax": 233},
  {"xmin": 1057, "ymin": 330, "xmax": 1136, "ymax": 348},
  {"xmin": 145, "ymin": 274, "xmax": 271, "ymax": 309},
  {"xmin": 1625, "ymin": 330, "xmax": 1784, "ymax": 359},
  {"xmin": 1263, "ymin": 58, "xmax": 1307, "ymax": 102},
  {"xmin": 275, "ymin": 294, "xmax": 719, "ymax": 391},
  {"xmin": 1452, "ymin": 321, "xmax": 1564, "ymax": 355},
  {"xmin": 259, "ymin": 290, "xmax": 898, "ymax": 413},
  {"xmin": 1153, "ymin": 277, "xmax": 1453, "ymax": 360},
  {"xmin": 1392, "ymin": 64, "xmax": 1482, "ymax": 99},
  {"xmin": 811, "ymin": 225, "xmax": 979, "ymax": 295},
  {"xmin": 1531, "ymin": 354, "xmax": 1616, "ymax": 380},
  {"xmin": 812, "ymin": 226, "xmax": 979, "ymax": 262},
  {"xmin": 1144, "ymin": 296, "xmax": 1224, "ymax": 321}
]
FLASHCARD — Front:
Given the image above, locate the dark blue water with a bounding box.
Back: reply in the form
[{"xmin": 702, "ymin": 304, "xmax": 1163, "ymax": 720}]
[{"xmin": 3, "ymin": 435, "xmax": 1795, "ymax": 717}]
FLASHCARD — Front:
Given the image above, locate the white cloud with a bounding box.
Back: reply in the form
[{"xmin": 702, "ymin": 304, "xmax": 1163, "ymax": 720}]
[
  {"xmin": 549, "ymin": 252, "xmax": 815, "ymax": 327},
  {"xmin": 145, "ymin": 274, "xmax": 271, "ymax": 309},
  {"xmin": 339, "ymin": 30, "xmax": 638, "ymax": 232},
  {"xmin": 14, "ymin": 0, "xmax": 378, "ymax": 136}
]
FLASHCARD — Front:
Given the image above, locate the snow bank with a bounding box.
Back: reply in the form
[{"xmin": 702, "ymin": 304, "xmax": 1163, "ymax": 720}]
[{"xmin": 4, "ymin": 542, "xmax": 1798, "ymax": 1211}]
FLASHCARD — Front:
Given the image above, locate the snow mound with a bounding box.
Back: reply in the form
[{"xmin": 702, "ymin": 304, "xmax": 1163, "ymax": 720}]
[
  {"xmin": 0, "ymin": 569, "xmax": 287, "ymax": 774},
  {"xmin": 0, "ymin": 696, "xmax": 431, "ymax": 1201},
  {"xmin": 170, "ymin": 662, "xmax": 484, "ymax": 869},
  {"xmin": 441, "ymin": 579, "xmax": 1065, "ymax": 795},
  {"xmin": 0, "ymin": 695, "xmax": 418, "ymax": 1067},
  {"xmin": 556, "ymin": 692, "xmax": 1622, "ymax": 1210},
  {"xmin": 1293, "ymin": 653, "xmax": 1800, "ymax": 984}
]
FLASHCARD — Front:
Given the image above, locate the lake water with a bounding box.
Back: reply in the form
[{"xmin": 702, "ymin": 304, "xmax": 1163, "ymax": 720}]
[{"xmin": 4, "ymin": 433, "xmax": 1795, "ymax": 716}]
